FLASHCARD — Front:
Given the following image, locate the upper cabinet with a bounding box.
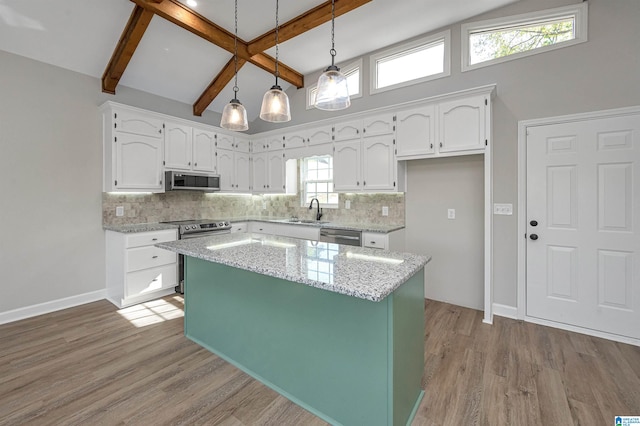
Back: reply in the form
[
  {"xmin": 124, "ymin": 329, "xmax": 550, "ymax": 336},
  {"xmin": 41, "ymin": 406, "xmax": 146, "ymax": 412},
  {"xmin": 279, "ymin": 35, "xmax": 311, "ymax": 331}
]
[
  {"xmin": 216, "ymin": 135, "xmax": 251, "ymax": 192},
  {"xmin": 395, "ymin": 89, "xmax": 493, "ymax": 160},
  {"xmin": 192, "ymin": 128, "xmax": 216, "ymax": 173},
  {"xmin": 164, "ymin": 121, "xmax": 193, "ymax": 171},
  {"xmin": 102, "ymin": 104, "xmax": 164, "ymax": 193}
]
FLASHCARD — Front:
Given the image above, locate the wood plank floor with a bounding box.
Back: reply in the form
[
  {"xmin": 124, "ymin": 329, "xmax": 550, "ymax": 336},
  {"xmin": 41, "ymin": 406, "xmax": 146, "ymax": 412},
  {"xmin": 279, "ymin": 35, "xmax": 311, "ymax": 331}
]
[{"xmin": 1, "ymin": 296, "xmax": 638, "ymax": 425}]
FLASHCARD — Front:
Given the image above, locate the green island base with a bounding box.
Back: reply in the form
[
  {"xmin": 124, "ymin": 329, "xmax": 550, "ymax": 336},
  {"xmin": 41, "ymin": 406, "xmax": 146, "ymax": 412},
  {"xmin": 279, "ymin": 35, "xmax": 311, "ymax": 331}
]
[{"xmin": 184, "ymin": 256, "xmax": 425, "ymax": 426}]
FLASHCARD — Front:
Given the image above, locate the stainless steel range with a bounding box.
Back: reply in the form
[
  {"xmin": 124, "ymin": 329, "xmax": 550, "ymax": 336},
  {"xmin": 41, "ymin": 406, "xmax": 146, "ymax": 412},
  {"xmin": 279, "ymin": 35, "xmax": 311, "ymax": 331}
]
[{"xmin": 160, "ymin": 219, "xmax": 232, "ymax": 293}]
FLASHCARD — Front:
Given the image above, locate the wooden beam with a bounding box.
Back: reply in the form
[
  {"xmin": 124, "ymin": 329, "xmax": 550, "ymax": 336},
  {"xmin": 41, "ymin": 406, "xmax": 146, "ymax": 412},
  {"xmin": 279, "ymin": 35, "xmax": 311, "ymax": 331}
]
[
  {"xmin": 193, "ymin": 57, "xmax": 247, "ymax": 117},
  {"xmin": 102, "ymin": 5, "xmax": 154, "ymax": 94},
  {"xmin": 130, "ymin": 0, "xmax": 303, "ymax": 88},
  {"xmin": 247, "ymin": 0, "xmax": 371, "ymax": 56}
]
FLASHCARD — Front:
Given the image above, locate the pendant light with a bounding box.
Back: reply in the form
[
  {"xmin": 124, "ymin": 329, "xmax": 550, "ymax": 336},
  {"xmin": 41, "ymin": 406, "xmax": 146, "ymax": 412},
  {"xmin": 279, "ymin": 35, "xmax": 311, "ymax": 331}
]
[
  {"xmin": 314, "ymin": 0, "xmax": 350, "ymax": 111},
  {"xmin": 259, "ymin": 0, "xmax": 291, "ymax": 123},
  {"xmin": 220, "ymin": 0, "xmax": 248, "ymax": 132}
]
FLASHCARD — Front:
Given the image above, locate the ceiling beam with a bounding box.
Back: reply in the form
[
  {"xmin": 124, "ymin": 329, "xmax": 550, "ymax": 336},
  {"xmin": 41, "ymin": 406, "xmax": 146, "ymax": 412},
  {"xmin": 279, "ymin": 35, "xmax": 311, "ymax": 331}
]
[
  {"xmin": 247, "ymin": 0, "xmax": 372, "ymax": 56},
  {"xmin": 129, "ymin": 0, "xmax": 303, "ymax": 88},
  {"xmin": 102, "ymin": 5, "xmax": 154, "ymax": 94},
  {"xmin": 193, "ymin": 57, "xmax": 247, "ymax": 117}
]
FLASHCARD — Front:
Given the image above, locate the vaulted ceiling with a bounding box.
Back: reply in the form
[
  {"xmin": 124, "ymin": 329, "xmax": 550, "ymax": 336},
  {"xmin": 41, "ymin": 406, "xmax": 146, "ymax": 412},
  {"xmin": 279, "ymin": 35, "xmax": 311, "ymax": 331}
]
[{"xmin": 0, "ymin": 0, "xmax": 518, "ymax": 122}]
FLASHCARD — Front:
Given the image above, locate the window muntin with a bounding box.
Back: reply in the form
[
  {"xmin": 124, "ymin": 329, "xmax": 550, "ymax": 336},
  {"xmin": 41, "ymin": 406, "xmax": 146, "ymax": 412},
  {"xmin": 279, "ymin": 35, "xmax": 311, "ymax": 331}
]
[
  {"xmin": 462, "ymin": 3, "xmax": 588, "ymax": 71},
  {"xmin": 301, "ymin": 156, "xmax": 338, "ymax": 207},
  {"xmin": 307, "ymin": 59, "xmax": 362, "ymax": 109},
  {"xmin": 370, "ymin": 30, "xmax": 450, "ymax": 94}
]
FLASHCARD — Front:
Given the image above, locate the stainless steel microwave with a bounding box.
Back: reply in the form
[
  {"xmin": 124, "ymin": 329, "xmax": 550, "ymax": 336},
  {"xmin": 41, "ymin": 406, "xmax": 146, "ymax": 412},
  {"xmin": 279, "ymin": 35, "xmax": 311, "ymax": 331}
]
[{"xmin": 165, "ymin": 171, "xmax": 221, "ymax": 192}]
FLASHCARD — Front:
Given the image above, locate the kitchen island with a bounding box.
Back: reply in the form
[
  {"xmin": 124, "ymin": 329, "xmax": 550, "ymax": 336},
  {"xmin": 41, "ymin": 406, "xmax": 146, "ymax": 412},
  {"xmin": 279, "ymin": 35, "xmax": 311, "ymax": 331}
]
[{"xmin": 157, "ymin": 233, "xmax": 430, "ymax": 426}]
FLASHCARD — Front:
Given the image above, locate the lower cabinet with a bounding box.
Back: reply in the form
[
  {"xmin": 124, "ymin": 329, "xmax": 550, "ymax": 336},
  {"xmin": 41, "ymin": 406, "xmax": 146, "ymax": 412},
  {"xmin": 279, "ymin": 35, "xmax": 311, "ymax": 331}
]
[
  {"xmin": 106, "ymin": 229, "xmax": 178, "ymax": 308},
  {"xmin": 249, "ymin": 222, "xmax": 320, "ymax": 241},
  {"xmin": 230, "ymin": 222, "xmax": 248, "ymax": 233},
  {"xmin": 362, "ymin": 229, "xmax": 405, "ymax": 251}
]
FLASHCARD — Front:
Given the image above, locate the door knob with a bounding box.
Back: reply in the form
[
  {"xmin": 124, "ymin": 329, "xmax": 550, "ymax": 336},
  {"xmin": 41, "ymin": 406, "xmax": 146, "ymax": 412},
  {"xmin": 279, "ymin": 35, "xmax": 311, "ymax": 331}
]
[
  {"xmin": 530, "ymin": 220, "xmax": 538, "ymax": 226},
  {"xmin": 530, "ymin": 234, "xmax": 538, "ymax": 240}
]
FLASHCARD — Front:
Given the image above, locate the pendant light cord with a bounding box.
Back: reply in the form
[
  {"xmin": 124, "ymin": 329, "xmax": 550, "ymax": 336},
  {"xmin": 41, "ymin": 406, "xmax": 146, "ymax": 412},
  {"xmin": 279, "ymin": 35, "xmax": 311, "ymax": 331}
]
[
  {"xmin": 330, "ymin": 0, "xmax": 336, "ymax": 67},
  {"xmin": 233, "ymin": 0, "xmax": 239, "ymax": 97},
  {"xmin": 274, "ymin": 0, "xmax": 280, "ymax": 86}
]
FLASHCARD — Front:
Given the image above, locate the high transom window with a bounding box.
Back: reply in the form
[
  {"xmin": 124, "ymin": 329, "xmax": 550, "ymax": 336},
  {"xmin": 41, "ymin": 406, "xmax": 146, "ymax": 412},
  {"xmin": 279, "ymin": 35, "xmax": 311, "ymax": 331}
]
[
  {"xmin": 370, "ymin": 30, "xmax": 451, "ymax": 94},
  {"xmin": 307, "ymin": 59, "xmax": 362, "ymax": 109},
  {"xmin": 462, "ymin": 3, "xmax": 588, "ymax": 71}
]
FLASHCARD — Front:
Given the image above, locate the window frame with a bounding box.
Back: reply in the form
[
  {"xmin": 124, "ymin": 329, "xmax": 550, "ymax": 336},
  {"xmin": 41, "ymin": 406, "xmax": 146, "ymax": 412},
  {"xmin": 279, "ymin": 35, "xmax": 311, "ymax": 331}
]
[
  {"xmin": 306, "ymin": 58, "xmax": 363, "ymax": 110},
  {"xmin": 369, "ymin": 30, "xmax": 451, "ymax": 95},
  {"xmin": 300, "ymin": 155, "xmax": 339, "ymax": 209},
  {"xmin": 461, "ymin": 3, "xmax": 588, "ymax": 72}
]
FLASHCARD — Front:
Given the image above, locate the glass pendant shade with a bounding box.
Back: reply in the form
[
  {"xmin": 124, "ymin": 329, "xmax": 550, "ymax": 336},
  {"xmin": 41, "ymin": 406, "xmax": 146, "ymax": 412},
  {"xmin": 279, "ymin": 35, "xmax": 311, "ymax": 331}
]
[
  {"xmin": 220, "ymin": 98, "xmax": 248, "ymax": 131},
  {"xmin": 314, "ymin": 65, "xmax": 350, "ymax": 111},
  {"xmin": 260, "ymin": 85, "xmax": 291, "ymax": 122}
]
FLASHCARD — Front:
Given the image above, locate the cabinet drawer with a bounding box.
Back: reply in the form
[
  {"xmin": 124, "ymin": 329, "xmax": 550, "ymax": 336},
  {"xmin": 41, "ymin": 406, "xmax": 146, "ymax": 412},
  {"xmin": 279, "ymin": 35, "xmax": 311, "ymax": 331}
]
[
  {"xmin": 362, "ymin": 233, "xmax": 388, "ymax": 250},
  {"xmin": 127, "ymin": 246, "xmax": 177, "ymax": 272},
  {"xmin": 125, "ymin": 264, "xmax": 177, "ymax": 297},
  {"xmin": 231, "ymin": 222, "xmax": 247, "ymax": 233},
  {"xmin": 126, "ymin": 230, "xmax": 177, "ymax": 248}
]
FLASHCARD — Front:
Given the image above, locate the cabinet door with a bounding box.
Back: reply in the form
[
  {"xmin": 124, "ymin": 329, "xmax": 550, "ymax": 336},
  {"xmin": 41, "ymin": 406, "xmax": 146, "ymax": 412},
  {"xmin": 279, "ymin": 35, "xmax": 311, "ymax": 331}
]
[
  {"xmin": 267, "ymin": 151, "xmax": 285, "ymax": 193},
  {"xmin": 216, "ymin": 148, "xmax": 235, "ymax": 191},
  {"xmin": 252, "ymin": 152, "xmax": 268, "ymax": 192},
  {"xmin": 235, "ymin": 137, "xmax": 251, "ymax": 153},
  {"xmin": 113, "ymin": 109, "xmax": 163, "ymax": 138},
  {"xmin": 363, "ymin": 113, "xmax": 395, "ymax": 137},
  {"xmin": 115, "ymin": 133, "xmax": 163, "ymax": 191},
  {"xmin": 192, "ymin": 128, "xmax": 216, "ymax": 172},
  {"xmin": 252, "ymin": 139, "xmax": 269, "ymax": 154},
  {"xmin": 235, "ymin": 151, "xmax": 251, "ymax": 192},
  {"xmin": 284, "ymin": 131, "xmax": 307, "ymax": 149},
  {"xmin": 438, "ymin": 95, "xmax": 486, "ymax": 153},
  {"xmin": 217, "ymin": 133, "xmax": 235, "ymax": 150},
  {"xmin": 265, "ymin": 135, "xmax": 285, "ymax": 151},
  {"xmin": 164, "ymin": 122, "xmax": 192, "ymax": 170},
  {"xmin": 333, "ymin": 141, "xmax": 362, "ymax": 192},
  {"xmin": 307, "ymin": 126, "xmax": 332, "ymax": 145},
  {"xmin": 334, "ymin": 120, "xmax": 361, "ymax": 142},
  {"xmin": 362, "ymin": 135, "xmax": 396, "ymax": 191},
  {"xmin": 396, "ymin": 105, "xmax": 436, "ymax": 158}
]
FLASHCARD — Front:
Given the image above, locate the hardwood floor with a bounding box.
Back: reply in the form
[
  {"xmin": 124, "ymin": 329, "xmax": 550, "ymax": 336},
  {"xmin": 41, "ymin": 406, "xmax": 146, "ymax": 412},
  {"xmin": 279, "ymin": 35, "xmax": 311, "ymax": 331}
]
[{"xmin": 1, "ymin": 296, "xmax": 638, "ymax": 425}]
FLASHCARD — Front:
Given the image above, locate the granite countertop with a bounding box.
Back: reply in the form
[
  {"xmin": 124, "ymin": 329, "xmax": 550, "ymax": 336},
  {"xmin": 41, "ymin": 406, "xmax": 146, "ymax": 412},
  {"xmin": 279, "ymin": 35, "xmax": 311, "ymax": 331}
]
[
  {"xmin": 103, "ymin": 223, "xmax": 179, "ymax": 233},
  {"xmin": 156, "ymin": 233, "xmax": 429, "ymax": 302},
  {"xmin": 104, "ymin": 218, "xmax": 403, "ymax": 234}
]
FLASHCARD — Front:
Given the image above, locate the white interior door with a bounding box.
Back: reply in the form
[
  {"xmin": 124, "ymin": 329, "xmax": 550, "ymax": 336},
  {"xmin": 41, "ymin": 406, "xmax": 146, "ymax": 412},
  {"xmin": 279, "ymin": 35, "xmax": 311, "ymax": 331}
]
[{"xmin": 526, "ymin": 113, "xmax": 640, "ymax": 339}]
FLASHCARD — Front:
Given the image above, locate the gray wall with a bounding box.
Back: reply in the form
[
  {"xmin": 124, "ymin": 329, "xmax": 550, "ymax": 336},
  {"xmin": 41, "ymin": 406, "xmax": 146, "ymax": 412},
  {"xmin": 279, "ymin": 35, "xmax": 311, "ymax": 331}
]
[
  {"xmin": 0, "ymin": 50, "xmax": 220, "ymax": 314},
  {"xmin": 254, "ymin": 0, "xmax": 640, "ymax": 308},
  {"xmin": 406, "ymin": 156, "xmax": 485, "ymax": 309}
]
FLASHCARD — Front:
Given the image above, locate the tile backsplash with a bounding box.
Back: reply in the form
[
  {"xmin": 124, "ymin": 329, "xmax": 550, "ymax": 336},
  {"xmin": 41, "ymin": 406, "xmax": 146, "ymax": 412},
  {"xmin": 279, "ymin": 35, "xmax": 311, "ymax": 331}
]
[{"xmin": 103, "ymin": 192, "xmax": 405, "ymax": 226}]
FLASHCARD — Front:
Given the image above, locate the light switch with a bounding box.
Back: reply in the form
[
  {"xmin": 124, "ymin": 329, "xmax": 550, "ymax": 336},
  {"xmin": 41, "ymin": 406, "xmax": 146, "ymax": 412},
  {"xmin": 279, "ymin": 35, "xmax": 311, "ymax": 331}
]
[
  {"xmin": 493, "ymin": 203, "xmax": 513, "ymax": 215},
  {"xmin": 116, "ymin": 206, "xmax": 124, "ymax": 217},
  {"xmin": 447, "ymin": 209, "xmax": 455, "ymax": 219}
]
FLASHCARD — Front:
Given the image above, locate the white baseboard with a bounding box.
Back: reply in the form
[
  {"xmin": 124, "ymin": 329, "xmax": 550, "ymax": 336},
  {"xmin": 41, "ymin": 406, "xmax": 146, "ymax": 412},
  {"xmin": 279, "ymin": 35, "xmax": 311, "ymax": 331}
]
[
  {"xmin": 492, "ymin": 303, "xmax": 518, "ymax": 320},
  {"xmin": 525, "ymin": 316, "xmax": 640, "ymax": 347},
  {"xmin": 0, "ymin": 290, "xmax": 107, "ymax": 325}
]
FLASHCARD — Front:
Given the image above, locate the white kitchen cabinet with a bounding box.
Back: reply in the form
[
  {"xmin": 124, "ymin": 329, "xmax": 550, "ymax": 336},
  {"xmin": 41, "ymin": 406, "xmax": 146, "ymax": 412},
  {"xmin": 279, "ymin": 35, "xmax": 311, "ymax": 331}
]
[
  {"xmin": 217, "ymin": 133, "xmax": 236, "ymax": 151},
  {"xmin": 250, "ymin": 222, "xmax": 319, "ymax": 241},
  {"xmin": 103, "ymin": 104, "xmax": 165, "ymax": 193},
  {"xmin": 252, "ymin": 150, "xmax": 284, "ymax": 193},
  {"xmin": 216, "ymin": 148, "xmax": 235, "ymax": 191},
  {"xmin": 284, "ymin": 130, "xmax": 307, "ymax": 150},
  {"xmin": 216, "ymin": 142, "xmax": 251, "ymax": 192},
  {"xmin": 395, "ymin": 105, "xmax": 436, "ymax": 158},
  {"xmin": 362, "ymin": 229, "xmax": 405, "ymax": 251},
  {"xmin": 250, "ymin": 221, "xmax": 278, "ymax": 234},
  {"xmin": 438, "ymin": 95, "xmax": 487, "ymax": 153},
  {"xmin": 230, "ymin": 222, "xmax": 248, "ymax": 233},
  {"xmin": 235, "ymin": 151, "xmax": 251, "ymax": 192},
  {"xmin": 252, "ymin": 152, "xmax": 268, "ymax": 192},
  {"xmin": 307, "ymin": 126, "xmax": 332, "ymax": 145},
  {"xmin": 106, "ymin": 229, "xmax": 178, "ymax": 308},
  {"xmin": 333, "ymin": 114, "xmax": 402, "ymax": 193},
  {"xmin": 192, "ymin": 128, "xmax": 216, "ymax": 172},
  {"xmin": 164, "ymin": 121, "xmax": 192, "ymax": 171},
  {"xmin": 113, "ymin": 109, "xmax": 163, "ymax": 137},
  {"xmin": 333, "ymin": 140, "xmax": 362, "ymax": 191}
]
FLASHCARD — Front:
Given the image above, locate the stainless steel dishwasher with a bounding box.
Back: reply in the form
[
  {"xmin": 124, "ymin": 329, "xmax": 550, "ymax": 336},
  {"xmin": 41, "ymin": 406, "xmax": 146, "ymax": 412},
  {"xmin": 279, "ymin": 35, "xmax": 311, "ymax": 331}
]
[{"xmin": 319, "ymin": 228, "xmax": 362, "ymax": 246}]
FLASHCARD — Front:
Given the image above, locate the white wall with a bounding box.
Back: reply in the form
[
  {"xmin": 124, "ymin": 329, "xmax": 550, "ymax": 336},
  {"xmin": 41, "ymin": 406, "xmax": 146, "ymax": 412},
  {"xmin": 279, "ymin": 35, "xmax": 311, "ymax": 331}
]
[
  {"xmin": 406, "ymin": 156, "xmax": 485, "ymax": 309},
  {"xmin": 253, "ymin": 0, "xmax": 640, "ymax": 309},
  {"xmin": 0, "ymin": 50, "xmax": 220, "ymax": 317}
]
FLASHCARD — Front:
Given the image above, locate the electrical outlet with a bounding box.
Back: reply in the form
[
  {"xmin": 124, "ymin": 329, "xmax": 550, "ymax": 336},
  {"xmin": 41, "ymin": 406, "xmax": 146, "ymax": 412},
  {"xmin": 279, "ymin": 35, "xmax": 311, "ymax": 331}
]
[
  {"xmin": 116, "ymin": 206, "xmax": 124, "ymax": 217},
  {"xmin": 262, "ymin": 201, "xmax": 267, "ymax": 210},
  {"xmin": 493, "ymin": 203, "xmax": 513, "ymax": 215},
  {"xmin": 345, "ymin": 200, "xmax": 351, "ymax": 209},
  {"xmin": 447, "ymin": 209, "xmax": 455, "ymax": 219},
  {"xmin": 382, "ymin": 206, "xmax": 389, "ymax": 216}
]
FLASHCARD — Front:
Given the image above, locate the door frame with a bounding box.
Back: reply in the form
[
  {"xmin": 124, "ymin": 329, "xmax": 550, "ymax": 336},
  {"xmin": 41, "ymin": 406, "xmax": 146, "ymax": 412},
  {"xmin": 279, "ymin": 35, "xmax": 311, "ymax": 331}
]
[{"xmin": 517, "ymin": 105, "xmax": 640, "ymax": 345}]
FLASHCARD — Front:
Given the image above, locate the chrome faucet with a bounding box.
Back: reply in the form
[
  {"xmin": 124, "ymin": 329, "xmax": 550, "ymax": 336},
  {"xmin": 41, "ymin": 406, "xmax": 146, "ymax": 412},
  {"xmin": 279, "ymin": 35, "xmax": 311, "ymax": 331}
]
[{"xmin": 309, "ymin": 198, "xmax": 323, "ymax": 221}]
